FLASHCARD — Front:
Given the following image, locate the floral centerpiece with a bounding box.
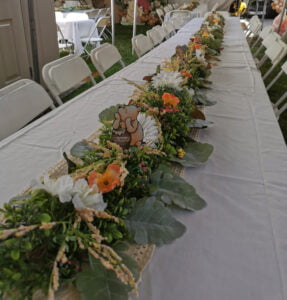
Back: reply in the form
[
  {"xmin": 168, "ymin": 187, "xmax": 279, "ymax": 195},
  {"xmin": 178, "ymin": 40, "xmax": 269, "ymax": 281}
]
[{"xmin": 0, "ymin": 13, "xmax": 225, "ymax": 300}]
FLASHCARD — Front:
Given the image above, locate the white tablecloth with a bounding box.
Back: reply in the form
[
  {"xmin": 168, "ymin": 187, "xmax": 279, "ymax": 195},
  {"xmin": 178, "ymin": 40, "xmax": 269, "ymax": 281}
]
[
  {"xmin": 1, "ymin": 17, "xmax": 287, "ymax": 300},
  {"xmin": 56, "ymin": 14, "xmax": 98, "ymax": 55}
]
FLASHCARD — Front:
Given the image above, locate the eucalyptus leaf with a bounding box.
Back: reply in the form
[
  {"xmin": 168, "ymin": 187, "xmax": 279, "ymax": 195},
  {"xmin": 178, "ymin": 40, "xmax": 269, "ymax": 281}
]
[
  {"xmin": 125, "ymin": 197, "xmax": 186, "ymax": 246},
  {"xmin": 188, "ymin": 119, "xmax": 214, "ymax": 129},
  {"xmin": 150, "ymin": 165, "xmax": 206, "ymax": 211},
  {"xmin": 193, "ymin": 91, "xmax": 217, "ymax": 106},
  {"xmin": 70, "ymin": 141, "xmax": 93, "ymax": 158},
  {"xmin": 170, "ymin": 141, "xmax": 213, "ymax": 167},
  {"xmin": 76, "ymin": 247, "xmax": 138, "ymax": 300},
  {"xmin": 99, "ymin": 105, "xmax": 121, "ymax": 125}
]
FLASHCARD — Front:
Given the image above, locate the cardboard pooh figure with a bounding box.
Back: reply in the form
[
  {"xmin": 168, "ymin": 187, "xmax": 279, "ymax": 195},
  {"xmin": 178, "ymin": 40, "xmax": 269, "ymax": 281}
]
[{"xmin": 112, "ymin": 105, "xmax": 143, "ymax": 148}]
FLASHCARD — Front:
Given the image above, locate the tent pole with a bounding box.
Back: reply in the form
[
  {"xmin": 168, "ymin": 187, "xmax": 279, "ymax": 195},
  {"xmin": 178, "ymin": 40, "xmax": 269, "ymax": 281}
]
[
  {"xmin": 132, "ymin": 0, "xmax": 138, "ymax": 54},
  {"xmin": 111, "ymin": 0, "xmax": 115, "ymax": 45}
]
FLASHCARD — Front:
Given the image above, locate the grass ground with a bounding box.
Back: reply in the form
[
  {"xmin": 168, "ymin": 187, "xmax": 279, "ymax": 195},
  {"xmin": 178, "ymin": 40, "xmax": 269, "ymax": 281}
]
[{"xmin": 61, "ymin": 24, "xmax": 287, "ymax": 143}]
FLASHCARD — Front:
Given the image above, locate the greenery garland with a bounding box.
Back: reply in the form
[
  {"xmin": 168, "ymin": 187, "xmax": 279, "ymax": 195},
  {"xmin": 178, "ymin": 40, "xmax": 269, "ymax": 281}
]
[{"xmin": 0, "ymin": 13, "xmax": 225, "ymax": 300}]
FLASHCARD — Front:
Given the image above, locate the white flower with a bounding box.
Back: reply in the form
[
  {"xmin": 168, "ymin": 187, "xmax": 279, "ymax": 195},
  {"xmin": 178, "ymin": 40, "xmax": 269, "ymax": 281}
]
[
  {"xmin": 195, "ymin": 49, "xmax": 205, "ymax": 62},
  {"xmin": 189, "ymin": 88, "xmax": 195, "ymax": 96},
  {"xmin": 31, "ymin": 175, "xmax": 106, "ymax": 211},
  {"xmin": 31, "ymin": 175, "xmax": 74, "ymax": 203},
  {"xmin": 72, "ymin": 179, "xmax": 106, "ymax": 211},
  {"xmin": 152, "ymin": 71, "xmax": 183, "ymax": 91}
]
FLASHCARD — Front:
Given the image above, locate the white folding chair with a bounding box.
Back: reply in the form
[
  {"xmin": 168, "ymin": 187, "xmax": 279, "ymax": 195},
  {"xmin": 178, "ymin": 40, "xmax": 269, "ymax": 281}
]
[
  {"xmin": 81, "ymin": 16, "xmax": 110, "ymax": 55},
  {"xmin": 265, "ymin": 61, "xmax": 287, "ymax": 119},
  {"xmin": 254, "ymin": 31, "xmax": 281, "ymax": 58},
  {"xmin": 250, "ymin": 25, "xmax": 273, "ymax": 49},
  {"xmin": 87, "ymin": 9, "xmax": 100, "ymax": 20},
  {"xmin": 57, "ymin": 25, "xmax": 74, "ymax": 53},
  {"xmin": 42, "ymin": 55, "xmax": 96, "ymax": 105},
  {"xmin": 154, "ymin": 26, "xmax": 166, "ymax": 42},
  {"xmin": 163, "ymin": 6, "xmax": 170, "ymax": 14},
  {"xmin": 131, "ymin": 34, "xmax": 154, "ymax": 57},
  {"xmin": 0, "ymin": 79, "xmax": 55, "ymax": 140},
  {"xmin": 257, "ymin": 39, "xmax": 287, "ymax": 80},
  {"xmin": 170, "ymin": 17, "xmax": 183, "ymax": 31},
  {"xmin": 156, "ymin": 8, "xmax": 165, "ymax": 24},
  {"xmin": 170, "ymin": 10, "xmax": 192, "ymax": 28},
  {"xmin": 163, "ymin": 21, "xmax": 176, "ymax": 39},
  {"xmin": 147, "ymin": 27, "xmax": 163, "ymax": 46},
  {"xmin": 90, "ymin": 43, "xmax": 125, "ymax": 79},
  {"xmin": 246, "ymin": 17, "xmax": 262, "ymax": 40}
]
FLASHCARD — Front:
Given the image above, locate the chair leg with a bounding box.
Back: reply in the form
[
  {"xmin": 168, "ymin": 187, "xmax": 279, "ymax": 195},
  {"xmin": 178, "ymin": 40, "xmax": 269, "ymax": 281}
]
[
  {"xmin": 257, "ymin": 54, "xmax": 267, "ymax": 69},
  {"xmin": 266, "ymin": 70, "xmax": 283, "ymax": 91},
  {"xmin": 250, "ymin": 36, "xmax": 261, "ymax": 48},
  {"xmin": 254, "ymin": 44, "xmax": 264, "ymax": 57},
  {"xmin": 274, "ymin": 91, "xmax": 287, "ymax": 110},
  {"xmin": 263, "ymin": 61, "xmax": 279, "ymax": 80},
  {"xmin": 120, "ymin": 60, "xmax": 125, "ymax": 68}
]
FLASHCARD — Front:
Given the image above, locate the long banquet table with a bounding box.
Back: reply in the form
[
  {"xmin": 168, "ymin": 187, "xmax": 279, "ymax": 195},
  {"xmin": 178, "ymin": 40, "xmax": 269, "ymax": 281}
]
[{"xmin": 1, "ymin": 16, "xmax": 287, "ymax": 300}]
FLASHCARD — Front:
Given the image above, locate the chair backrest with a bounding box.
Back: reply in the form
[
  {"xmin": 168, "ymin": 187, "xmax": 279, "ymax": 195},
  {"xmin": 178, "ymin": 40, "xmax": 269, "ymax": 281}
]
[
  {"xmin": 259, "ymin": 25, "xmax": 273, "ymax": 39},
  {"xmin": 132, "ymin": 34, "xmax": 153, "ymax": 57},
  {"xmin": 154, "ymin": 26, "xmax": 166, "ymax": 41},
  {"xmin": 163, "ymin": 21, "xmax": 175, "ymax": 37},
  {"xmin": 0, "ymin": 79, "xmax": 55, "ymax": 140},
  {"xmin": 156, "ymin": 8, "xmax": 164, "ymax": 23},
  {"xmin": 146, "ymin": 28, "xmax": 162, "ymax": 46},
  {"xmin": 265, "ymin": 39, "xmax": 287, "ymax": 65},
  {"xmin": 163, "ymin": 6, "xmax": 170, "ymax": 13},
  {"xmin": 87, "ymin": 9, "xmax": 100, "ymax": 20},
  {"xmin": 90, "ymin": 43, "xmax": 125, "ymax": 79},
  {"xmin": 262, "ymin": 31, "xmax": 281, "ymax": 48},
  {"xmin": 42, "ymin": 55, "xmax": 95, "ymax": 105},
  {"xmin": 170, "ymin": 16, "xmax": 183, "ymax": 30}
]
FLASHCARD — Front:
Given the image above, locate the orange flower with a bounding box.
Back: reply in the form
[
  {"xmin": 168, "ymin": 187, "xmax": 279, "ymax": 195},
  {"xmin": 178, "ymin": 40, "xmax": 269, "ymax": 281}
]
[
  {"xmin": 194, "ymin": 43, "xmax": 202, "ymax": 50},
  {"xmin": 88, "ymin": 164, "xmax": 121, "ymax": 193},
  {"xmin": 181, "ymin": 71, "xmax": 192, "ymax": 78},
  {"xmin": 162, "ymin": 93, "xmax": 180, "ymax": 109}
]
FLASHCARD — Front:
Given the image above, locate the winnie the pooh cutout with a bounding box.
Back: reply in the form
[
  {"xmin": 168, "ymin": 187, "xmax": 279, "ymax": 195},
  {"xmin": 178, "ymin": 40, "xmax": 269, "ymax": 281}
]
[{"xmin": 112, "ymin": 105, "xmax": 159, "ymax": 149}]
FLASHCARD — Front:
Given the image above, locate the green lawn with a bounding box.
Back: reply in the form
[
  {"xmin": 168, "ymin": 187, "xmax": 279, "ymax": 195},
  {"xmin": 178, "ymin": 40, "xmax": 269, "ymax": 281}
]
[{"xmin": 61, "ymin": 24, "xmax": 287, "ymax": 143}]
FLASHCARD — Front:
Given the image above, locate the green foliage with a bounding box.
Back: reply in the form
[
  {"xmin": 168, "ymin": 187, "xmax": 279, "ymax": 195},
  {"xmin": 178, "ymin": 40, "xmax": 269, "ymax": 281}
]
[
  {"xmin": 76, "ymin": 243, "xmax": 138, "ymax": 300},
  {"xmin": 125, "ymin": 197, "xmax": 186, "ymax": 245},
  {"xmin": 169, "ymin": 141, "xmax": 214, "ymax": 167},
  {"xmin": 150, "ymin": 164, "xmax": 206, "ymax": 210}
]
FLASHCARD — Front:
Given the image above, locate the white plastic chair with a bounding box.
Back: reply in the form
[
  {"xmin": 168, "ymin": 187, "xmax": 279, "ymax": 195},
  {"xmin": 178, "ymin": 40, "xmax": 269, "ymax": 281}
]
[
  {"xmin": 131, "ymin": 34, "xmax": 154, "ymax": 57},
  {"xmin": 146, "ymin": 27, "xmax": 163, "ymax": 46},
  {"xmin": 257, "ymin": 39, "xmax": 287, "ymax": 80},
  {"xmin": 266, "ymin": 61, "xmax": 287, "ymax": 119},
  {"xmin": 163, "ymin": 21, "xmax": 176, "ymax": 38},
  {"xmin": 42, "ymin": 55, "xmax": 96, "ymax": 105},
  {"xmin": 87, "ymin": 9, "xmax": 100, "ymax": 20},
  {"xmin": 254, "ymin": 31, "xmax": 281, "ymax": 58},
  {"xmin": 90, "ymin": 43, "xmax": 125, "ymax": 79},
  {"xmin": 250, "ymin": 25, "xmax": 273, "ymax": 49},
  {"xmin": 154, "ymin": 26, "xmax": 166, "ymax": 41},
  {"xmin": 81, "ymin": 17, "xmax": 110, "ymax": 55},
  {"xmin": 246, "ymin": 17, "xmax": 262, "ymax": 40},
  {"xmin": 57, "ymin": 25, "xmax": 74, "ymax": 53},
  {"xmin": 211, "ymin": 2, "xmax": 219, "ymax": 12},
  {"xmin": 0, "ymin": 79, "xmax": 55, "ymax": 140},
  {"xmin": 170, "ymin": 10, "xmax": 192, "ymax": 28},
  {"xmin": 163, "ymin": 6, "xmax": 170, "ymax": 14},
  {"xmin": 156, "ymin": 8, "xmax": 165, "ymax": 24}
]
